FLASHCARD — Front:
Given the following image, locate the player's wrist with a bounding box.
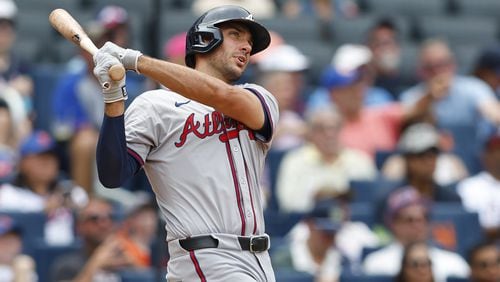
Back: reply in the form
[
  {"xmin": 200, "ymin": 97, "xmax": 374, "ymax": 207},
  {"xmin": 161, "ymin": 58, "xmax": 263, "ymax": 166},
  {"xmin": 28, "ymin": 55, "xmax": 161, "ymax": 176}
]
[
  {"xmin": 103, "ymin": 85, "xmax": 128, "ymax": 103},
  {"xmin": 121, "ymin": 49, "xmax": 142, "ymax": 73}
]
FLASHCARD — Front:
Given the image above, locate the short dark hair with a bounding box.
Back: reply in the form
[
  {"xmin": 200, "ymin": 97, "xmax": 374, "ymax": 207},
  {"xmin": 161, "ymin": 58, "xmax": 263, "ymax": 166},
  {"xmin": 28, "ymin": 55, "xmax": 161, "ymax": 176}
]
[{"xmin": 467, "ymin": 240, "xmax": 497, "ymax": 265}]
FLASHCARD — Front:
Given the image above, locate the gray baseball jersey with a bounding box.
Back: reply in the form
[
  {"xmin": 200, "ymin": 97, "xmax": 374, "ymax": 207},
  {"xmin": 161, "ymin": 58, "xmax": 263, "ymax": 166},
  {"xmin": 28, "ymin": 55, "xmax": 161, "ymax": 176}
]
[{"xmin": 124, "ymin": 83, "xmax": 278, "ymax": 281}]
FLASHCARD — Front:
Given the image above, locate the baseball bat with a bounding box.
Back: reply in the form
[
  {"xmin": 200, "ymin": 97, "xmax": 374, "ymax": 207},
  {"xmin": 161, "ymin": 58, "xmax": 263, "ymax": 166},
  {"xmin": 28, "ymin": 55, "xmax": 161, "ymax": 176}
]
[{"xmin": 49, "ymin": 8, "xmax": 125, "ymax": 84}]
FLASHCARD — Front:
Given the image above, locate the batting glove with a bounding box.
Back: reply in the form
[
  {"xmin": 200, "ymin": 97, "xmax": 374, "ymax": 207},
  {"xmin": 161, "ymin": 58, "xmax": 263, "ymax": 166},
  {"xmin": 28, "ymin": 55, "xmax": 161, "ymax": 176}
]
[
  {"xmin": 93, "ymin": 52, "xmax": 128, "ymax": 103},
  {"xmin": 100, "ymin": 41, "xmax": 142, "ymax": 73}
]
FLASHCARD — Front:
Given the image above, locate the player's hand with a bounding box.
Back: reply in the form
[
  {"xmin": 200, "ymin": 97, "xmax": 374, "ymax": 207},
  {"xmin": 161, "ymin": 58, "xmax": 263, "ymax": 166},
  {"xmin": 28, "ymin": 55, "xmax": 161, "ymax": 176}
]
[
  {"xmin": 93, "ymin": 52, "xmax": 128, "ymax": 103},
  {"xmin": 100, "ymin": 41, "xmax": 142, "ymax": 73}
]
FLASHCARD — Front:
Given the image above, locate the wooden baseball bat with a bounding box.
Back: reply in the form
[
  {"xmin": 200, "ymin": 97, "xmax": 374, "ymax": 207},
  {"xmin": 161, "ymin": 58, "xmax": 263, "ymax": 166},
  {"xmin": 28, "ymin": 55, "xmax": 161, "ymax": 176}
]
[{"xmin": 49, "ymin": 8, "xmax": 125, "ymax": 84}]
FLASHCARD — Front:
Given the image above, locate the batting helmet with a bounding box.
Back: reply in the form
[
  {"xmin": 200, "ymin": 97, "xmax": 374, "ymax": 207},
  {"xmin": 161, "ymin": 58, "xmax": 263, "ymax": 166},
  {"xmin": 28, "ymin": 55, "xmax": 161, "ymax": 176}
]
[{"xmin": 185, "ymin": 5, "xmax": 271, "ymax": 68}]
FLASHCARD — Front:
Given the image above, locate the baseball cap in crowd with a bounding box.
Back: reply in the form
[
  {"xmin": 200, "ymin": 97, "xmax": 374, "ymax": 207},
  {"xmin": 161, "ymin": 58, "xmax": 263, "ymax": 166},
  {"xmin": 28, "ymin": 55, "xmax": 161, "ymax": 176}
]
[
  {"xmin": 96, "ymin": 5, "xmax": 128, "ymax": 30},
  {"xmin": 256, "ymin": 44, "xmax": 309, "ymax": 72},
  {"xmin": 398, "ymin": 123, "xmax": 440, "ymax": 155},
  {"xmin": 320, "ymin": 44, "xmax": 372, "ymax": 89},
  {"xmin": 475, "ymin": 45, "xmax": 500, "ymax": 75},
  {"xmin": 0, "ymin": 0, "xmax": 17, "ymax": 21},
  {"xmin": 305, "ymin": 199, "xmax": 346, "ymax": 233},
  {"xmin": 384, "ymin": 186, "xmax": 429, "ymax": 225},
  {"xmin": 0, "ymin": 215, "xmax": 21, "ymax": 236},
  {"xmin": 19, "ymin": 130, "xmax": 56, "ymax": 158}
]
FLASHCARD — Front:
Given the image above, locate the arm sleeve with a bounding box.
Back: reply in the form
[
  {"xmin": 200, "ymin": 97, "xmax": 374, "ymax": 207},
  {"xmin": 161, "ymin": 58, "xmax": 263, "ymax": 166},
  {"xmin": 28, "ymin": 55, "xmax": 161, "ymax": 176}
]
[{"xmin": 96, "ymin": 114, "xmax": 140, "ymax": 188}]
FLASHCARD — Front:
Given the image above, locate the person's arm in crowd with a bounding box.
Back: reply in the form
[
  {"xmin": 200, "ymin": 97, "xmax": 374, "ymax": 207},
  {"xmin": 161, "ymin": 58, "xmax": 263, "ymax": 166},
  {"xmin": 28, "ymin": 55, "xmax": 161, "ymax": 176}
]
[
  {"xmin": 73, "ymin": 236, "xmax": 133, "ymax": 282},
  {"xmin": 402, "ymin": 72, "xmax": 450, "ymax": 123}
]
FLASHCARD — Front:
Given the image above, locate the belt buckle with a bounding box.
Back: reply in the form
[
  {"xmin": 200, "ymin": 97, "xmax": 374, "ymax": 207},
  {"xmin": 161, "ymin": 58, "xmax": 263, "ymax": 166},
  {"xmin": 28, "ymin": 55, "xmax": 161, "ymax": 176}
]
[{"xmin": 249, "ymin": 234, "xmax": 270, "ymax": 253}]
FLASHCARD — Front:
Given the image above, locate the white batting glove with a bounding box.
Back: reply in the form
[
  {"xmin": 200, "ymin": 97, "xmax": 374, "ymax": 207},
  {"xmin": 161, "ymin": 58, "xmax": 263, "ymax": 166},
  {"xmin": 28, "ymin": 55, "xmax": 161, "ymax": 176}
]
[
  {"xmin": 100, "ymin": 41, "xmax": 143, "ymax": 73},
  {"xmin": 93, "ymin": 52, "xmax": 128, "ymax": 103}
]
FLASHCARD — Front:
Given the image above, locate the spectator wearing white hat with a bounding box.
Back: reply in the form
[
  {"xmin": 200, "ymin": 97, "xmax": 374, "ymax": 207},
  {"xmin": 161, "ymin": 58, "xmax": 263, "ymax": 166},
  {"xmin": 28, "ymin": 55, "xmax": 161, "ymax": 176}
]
[
  {"xmin": 308, "ymin": 44, "xmax": 402, "ymax": 158},
  {"xmin": 382, "ymin": 122, "xmax": 469, "ymax": 187},
  {"xmin": 256, "ymin": 44, "xmax": 310, "ymax": 151}
]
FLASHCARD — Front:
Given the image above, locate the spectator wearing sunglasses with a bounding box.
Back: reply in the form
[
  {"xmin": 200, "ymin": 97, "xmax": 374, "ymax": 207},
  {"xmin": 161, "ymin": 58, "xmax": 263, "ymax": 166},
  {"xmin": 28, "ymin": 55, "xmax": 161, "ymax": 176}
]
[
  {"xmin": 363, "ymin": 187, "xmax": 469, "ymax": 282},
  {"xmin": 399, "ymin": 39, "xmax": 500, "ymax": 175},
  {"xmin": 395, "ymin": 241, "xmax": 434, "ymax": 282},
  {"xmin": 51, "ymin": 197, "xmax": 133, "ymax": 282},
  {"xmin": 467, "ymin": 241, "xmax": 500, "ymax": 282},
  {"xmin": 381, "ymin": 122, "xmax": 468, "ymax": 192}
]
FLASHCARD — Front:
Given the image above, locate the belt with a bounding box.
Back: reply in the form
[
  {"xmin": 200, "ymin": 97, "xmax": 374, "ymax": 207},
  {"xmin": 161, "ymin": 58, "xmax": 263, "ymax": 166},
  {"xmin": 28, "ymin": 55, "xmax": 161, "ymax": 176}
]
[{"xmin": 179, "ymin": 234, "xmax": 270, "ymax": 253}]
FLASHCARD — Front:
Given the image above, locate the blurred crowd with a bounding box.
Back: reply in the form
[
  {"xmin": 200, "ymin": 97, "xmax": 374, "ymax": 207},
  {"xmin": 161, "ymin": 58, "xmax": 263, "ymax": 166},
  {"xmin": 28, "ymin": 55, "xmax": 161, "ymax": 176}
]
[{"xmin": 0, "ymin": 0, "xmax": 499, "ymax": 281}]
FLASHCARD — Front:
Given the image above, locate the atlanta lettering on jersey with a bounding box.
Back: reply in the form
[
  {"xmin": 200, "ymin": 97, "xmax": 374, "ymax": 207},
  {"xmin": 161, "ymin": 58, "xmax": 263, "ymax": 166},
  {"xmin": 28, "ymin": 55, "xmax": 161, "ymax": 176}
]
[{"xmin": 174, "ymin": 111, "xmax": 255, "ymax": 147}]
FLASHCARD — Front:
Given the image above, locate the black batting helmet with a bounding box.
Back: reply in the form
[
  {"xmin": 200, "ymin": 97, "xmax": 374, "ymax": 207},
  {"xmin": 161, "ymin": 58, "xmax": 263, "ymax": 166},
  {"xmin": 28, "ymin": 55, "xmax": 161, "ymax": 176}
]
[{"xmin": 185, "ymin": 5, "xmax": 271, "ymax": 68}]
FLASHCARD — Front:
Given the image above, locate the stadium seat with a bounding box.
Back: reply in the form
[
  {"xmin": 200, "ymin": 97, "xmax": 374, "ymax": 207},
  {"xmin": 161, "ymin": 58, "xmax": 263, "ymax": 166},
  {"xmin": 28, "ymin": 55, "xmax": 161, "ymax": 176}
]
[
  {"xmin": 374, "ymin": 150, "xmax": 396, "ymax": 171},
  {"xmin": 158, "ymin": 10, "xmax": 197, "ymax": 53},
  {"xmin": 453, "ymin": 44, "xmax": 483, "ymax": 75},
  {"xmin": 331, "ymin": 16, "xmax": 412, "ymax": 45},
  {"xmin": 120, "ymin": 269, "xmax": 157, "ymax": 282},
  {"xmin": 32, "ymin": 240, "xmax": 82, "ymax": 282},
  {"xmin": 261, "ymin": 15, "xmax": 323, "ymax": 43},
  {"xmin": 0, "ymin": 211, "xmax": 46, "ymax": 254},
  {"xmin": 264, "ymin": 210, "xmax": 304, "ymax": 237},
  {"xmin": 265, "ymin": 149, "xmax": 290, "ymax": 211},
  {"xmin": 275, "ymin": 269, "xmax": 314, "ymax": 282},
  {"xmin": 349, "ymin": 179, "xmax": 399, "ymax": 203},
  {"xmin": 453, "ymin": 0, "xmax": 500, "ymax": 18},
  {"xmin": 31, "ymin": 64, "xmax": 66, "ymax": 131},
  {"xmin": 446, "ymin": 277, "xmax": 469, "ymax": 282},
  {"xmin": 350, "ymin": 202, "xmax": 375, "ymax": 228},
  {"xmin": 416, "ymin": 15, "xmax": 499, "ymax": 46},
  {"xmin": 362, "ymin": 0, "xmax": 448, "ymax": 18},
  {"xmin": 430, "ymin": 203, "xmax": 483, "ymax": 257},
  {"xmin": 339, "ymin": 273, "xmax": 393, "ymax": 282}
]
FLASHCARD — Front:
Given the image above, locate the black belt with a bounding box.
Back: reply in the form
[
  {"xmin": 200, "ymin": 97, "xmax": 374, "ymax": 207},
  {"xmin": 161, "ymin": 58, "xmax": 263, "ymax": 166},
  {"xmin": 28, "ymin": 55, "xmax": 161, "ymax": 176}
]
[{"xmin": 179, "ymin": 235, "xmax": 270, "ymax": 253}]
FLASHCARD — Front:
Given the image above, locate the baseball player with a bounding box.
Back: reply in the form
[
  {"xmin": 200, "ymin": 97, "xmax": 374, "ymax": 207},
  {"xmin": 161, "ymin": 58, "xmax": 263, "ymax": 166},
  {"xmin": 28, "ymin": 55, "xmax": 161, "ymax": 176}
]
[{"xmin": 92, "ymin": 5, "xmax": 278, "ymax": 282}]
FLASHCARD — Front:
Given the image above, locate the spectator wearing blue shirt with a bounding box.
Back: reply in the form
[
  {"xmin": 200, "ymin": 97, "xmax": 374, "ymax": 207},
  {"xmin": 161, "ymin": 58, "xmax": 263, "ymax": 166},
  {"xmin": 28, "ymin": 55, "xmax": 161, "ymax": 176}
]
[
  {"xmin": 400, "ymin": 39, "xmax": 500, "ymax": 174},
  {"xmin": 51, "ymin": 12, "xmax": 145, "ymax": 194},
  {"xmin": 306, "ymin": 44, "xmax": 394, "ymax": 112}
]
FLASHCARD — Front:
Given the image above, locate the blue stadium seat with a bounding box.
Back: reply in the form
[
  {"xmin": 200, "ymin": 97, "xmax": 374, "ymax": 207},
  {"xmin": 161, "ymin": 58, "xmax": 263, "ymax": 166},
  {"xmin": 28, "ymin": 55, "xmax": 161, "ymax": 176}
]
[
  {"xmin": 454, "ymin": 0, "xmax": 500, "ymax": 18},
  {"xmin": 340, "ymin": 273, "xmax": 393, "ymax": 282},
  {"xmin": 264, "ymin": 210, "xmax": 304, "ymax": 237},
  {"xmin": 430, "ymin": 203, "xmax": 483, "ymax": 257},
  {"xmin": 275, "ymin": 269, "xmax": 314, "ymax": 282},
  {"xmin": 33, "ymin": 240, "xmax": 82, "ymax": 282},
  {"xmin": 350, "ymin": 202, "xmax": 375, "ymax": 228},
  {"xmin": 362, "ymin": 0, "xmax": 448, "ymax": 18},
  {"xmin": 374, "ymin": 150, "xmax": 396, "ymax": 171},
  {"xmin": 31, "ymin": 64, "xmax": 65, "ymax": 131},
  {"xmin": 120, "ymin": 269, "xmax": 157, "ymax": 282},
  {"xmin": 416, "ymin": 15, "xmax": 498, "ymax": 46},
  {"xmin": 265, "ymin": 149, "xmax": 290, "ymax": 211},
  {"xmin": 331, "ymin": 16, "xmax": 412, "ymax": 45},
  {"xmin": 349, "ymin": 179, "xmax": 399, "ymax": 203},
  {"xmin": 446, "ymin": 277, "xmax": 469, "ymax": 282},
  {"xmin": 0, "ymin": 211, "xmax": 46, "ymax": 254}
]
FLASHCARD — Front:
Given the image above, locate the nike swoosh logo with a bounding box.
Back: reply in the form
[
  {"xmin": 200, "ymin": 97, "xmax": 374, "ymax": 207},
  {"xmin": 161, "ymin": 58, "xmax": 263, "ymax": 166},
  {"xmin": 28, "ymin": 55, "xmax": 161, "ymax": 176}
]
[{"xmin": 175, "ymin": 100, "xmax": 191, "ymax": 107}]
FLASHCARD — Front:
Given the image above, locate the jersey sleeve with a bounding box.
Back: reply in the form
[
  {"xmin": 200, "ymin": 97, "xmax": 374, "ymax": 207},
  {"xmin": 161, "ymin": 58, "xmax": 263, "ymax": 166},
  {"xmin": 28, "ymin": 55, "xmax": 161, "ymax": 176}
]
[
  {"xmin": 123, "ymin": 91, "xmax": 163, "ymax": 162},
  {"xmin": 243, "ymin": 83, "xmax": 280, "ymax": 143}
]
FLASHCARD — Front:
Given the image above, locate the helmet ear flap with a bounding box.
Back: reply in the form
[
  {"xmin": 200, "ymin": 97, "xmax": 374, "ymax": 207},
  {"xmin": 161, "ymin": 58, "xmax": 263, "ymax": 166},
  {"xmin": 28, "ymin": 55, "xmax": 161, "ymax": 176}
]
[{"xmin": 185, "ymin": 25, "xmax": 223, "ymax": 68}]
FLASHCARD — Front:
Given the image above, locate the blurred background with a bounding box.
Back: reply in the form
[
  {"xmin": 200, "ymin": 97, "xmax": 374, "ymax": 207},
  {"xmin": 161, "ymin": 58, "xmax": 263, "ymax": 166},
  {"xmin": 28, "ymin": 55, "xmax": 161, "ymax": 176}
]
[{"xmin": 0, "ymin": 0, "xmax": 499, "ymax": 281}]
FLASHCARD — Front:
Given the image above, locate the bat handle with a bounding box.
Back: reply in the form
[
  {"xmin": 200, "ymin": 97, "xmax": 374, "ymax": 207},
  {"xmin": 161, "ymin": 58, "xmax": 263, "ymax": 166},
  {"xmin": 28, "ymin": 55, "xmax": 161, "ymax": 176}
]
[
  {"xmin": 109, "ymin": 64, "xmax": 125, "ymax": 81},
  {"xmin": 101, "ymin": 63, "xmax": 125, "ymax": 89}
]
